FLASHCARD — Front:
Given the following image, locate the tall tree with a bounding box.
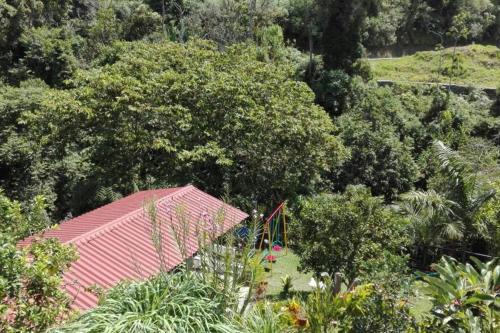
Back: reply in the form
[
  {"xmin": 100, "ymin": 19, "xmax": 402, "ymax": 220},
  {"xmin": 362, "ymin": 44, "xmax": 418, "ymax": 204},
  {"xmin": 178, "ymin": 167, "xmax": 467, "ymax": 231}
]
[{"xmin": 320, "ymin": 0, "xmax": 379, "ymax": 73}]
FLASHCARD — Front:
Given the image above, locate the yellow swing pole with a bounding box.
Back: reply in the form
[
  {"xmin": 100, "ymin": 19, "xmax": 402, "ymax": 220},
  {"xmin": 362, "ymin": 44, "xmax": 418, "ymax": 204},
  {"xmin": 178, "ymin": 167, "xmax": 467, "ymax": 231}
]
[
  {"xmin": 283, "ymin": 202, "xmax": 288, "ymax": 255},
  {"xmin": 269, "ymin": 215, "xmax": 273, "ymax": 272},
  {"xmin": 258, "ymin": 220, "xmax": 266, "ymax": 250}
]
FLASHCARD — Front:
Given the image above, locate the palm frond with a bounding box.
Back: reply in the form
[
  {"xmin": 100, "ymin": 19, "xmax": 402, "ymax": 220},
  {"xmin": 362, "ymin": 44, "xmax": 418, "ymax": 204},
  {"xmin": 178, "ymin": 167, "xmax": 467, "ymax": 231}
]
[
  {"xmin": 439, "ymin": 219, "xmax": 465, "ymax": 240},
  {"xmin": 401, "ymin": 190, "xmax": 466, "ymax": 242},
  {"xmin": 469, "ymin": 189, "xmax": 496, "ymax": 214},
  {"xmin": 433, "ymin": 140, "xmax": 477, "ymax": 202},
  {"xmin": 433, "ymin": 140, "xmax": 467, "ymax": 185},
  {"xmin": 95, "ymin": 186, "xmax": 123, "ymax": 204},
  {"xmin": 400, "ymin": 190, "xmax": 457, "ymax": 219}
]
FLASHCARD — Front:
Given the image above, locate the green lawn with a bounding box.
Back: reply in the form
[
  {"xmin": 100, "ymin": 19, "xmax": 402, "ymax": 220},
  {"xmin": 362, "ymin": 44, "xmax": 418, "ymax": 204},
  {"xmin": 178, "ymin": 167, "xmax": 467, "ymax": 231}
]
[
  {"xmin": 263, "ymin": 249, "xmax": 314, "ymax": 297},
  {"xmin": 260, "ymin": 250, "xmax": 435, "ymax": 322},
  {"xmin": 369, "ymin": 44, "xmax": 500, "ymax": 88}
]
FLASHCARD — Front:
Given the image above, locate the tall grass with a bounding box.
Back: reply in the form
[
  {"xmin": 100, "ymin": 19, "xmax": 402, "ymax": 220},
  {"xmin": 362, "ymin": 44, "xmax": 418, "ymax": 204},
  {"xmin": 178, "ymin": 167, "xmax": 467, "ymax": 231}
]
[
  {"xmin": 234, "ymin": 301, "xmax": 289, "ymax": 333},
  {"xmin": 145, "ymin": 198, "xmax": 261, "ymax": 313},
  {"xmin": 50, "ymin": 273, "xmax": 238, "ymax": 333},
  {"xmin": 193, "ymin": 207, "xmax": 261, "ymax": 313}
]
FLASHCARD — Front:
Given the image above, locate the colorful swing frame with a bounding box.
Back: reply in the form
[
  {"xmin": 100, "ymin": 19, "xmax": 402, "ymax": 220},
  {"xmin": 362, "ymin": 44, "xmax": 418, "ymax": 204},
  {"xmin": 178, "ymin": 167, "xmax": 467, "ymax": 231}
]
[{"xmin": 258, "ymin": 201, "xmax": 288, "ymax": 271}]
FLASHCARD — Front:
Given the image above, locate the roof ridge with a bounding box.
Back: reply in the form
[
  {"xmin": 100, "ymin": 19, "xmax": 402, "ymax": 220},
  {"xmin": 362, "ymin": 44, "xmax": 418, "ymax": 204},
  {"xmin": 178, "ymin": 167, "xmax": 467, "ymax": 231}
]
[{"xmin": 69, "ymin": 185, "xmax": 195, "ymax": 245}]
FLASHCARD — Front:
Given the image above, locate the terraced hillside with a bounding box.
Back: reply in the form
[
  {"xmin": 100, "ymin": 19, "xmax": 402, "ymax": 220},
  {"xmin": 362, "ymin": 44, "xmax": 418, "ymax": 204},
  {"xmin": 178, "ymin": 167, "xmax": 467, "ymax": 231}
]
[{"xmin": 369, "ymin": 44, "xmax": 500, "ymax": 88}]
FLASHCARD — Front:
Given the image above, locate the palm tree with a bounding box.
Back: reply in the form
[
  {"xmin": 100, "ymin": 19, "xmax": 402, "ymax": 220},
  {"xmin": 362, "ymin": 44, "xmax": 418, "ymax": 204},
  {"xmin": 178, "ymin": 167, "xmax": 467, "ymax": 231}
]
[{"xmin": 400, "ymin": 140, "xmax": 496, "ymax": 251}]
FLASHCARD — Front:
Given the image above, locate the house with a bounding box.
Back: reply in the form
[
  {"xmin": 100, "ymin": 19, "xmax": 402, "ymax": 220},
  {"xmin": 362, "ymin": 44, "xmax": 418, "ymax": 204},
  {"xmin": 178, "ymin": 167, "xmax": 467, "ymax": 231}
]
[{"xmin": 18, "ymin": 185, "xmax": 248, "ymax": 310}]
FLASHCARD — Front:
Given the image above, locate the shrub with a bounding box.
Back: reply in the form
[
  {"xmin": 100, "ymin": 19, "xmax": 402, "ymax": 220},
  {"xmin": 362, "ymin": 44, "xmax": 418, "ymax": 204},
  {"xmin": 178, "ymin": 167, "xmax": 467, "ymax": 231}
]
[
  {"xmin": 303, "ymin": 275, "xmax": 414, "ymax": 333},
  {"xmin": 0, "ymin": 190, "xmax": 51, "ymax": 240},
  {"xmin": 291, "ymin": 185, "xmax": 409, "ymax": 282},
  {"xmin": 440, "ymin": 53, "xmax": 467, "ymax": 78},
  {"xmin": 417, "ymin": 256, "xmax": 500, "ymax": 332},
  {"xmin": 0, "ymin": 235, "xmax": 77, "ymax": 333},
  {"xmin": 352, "ymin": 59, "xmax": 373, "ymax": 82},
  {"xmin": 235, "ymin": 301, "xmax": 291, "ymax": 333},
  {"xmin": 50, "ymin": 272, "xmax": 238, "ymax": 333},
  {"xmin": 333, "ymin": 116, "xmax": 419, "ymax": 200},
  {"xmin": 311, "ymin": 69, "xmax": 352, "ymax": 115},
  {"xmin": 281, "ymin": 274, "xmax": 293, "ymax": 296}
]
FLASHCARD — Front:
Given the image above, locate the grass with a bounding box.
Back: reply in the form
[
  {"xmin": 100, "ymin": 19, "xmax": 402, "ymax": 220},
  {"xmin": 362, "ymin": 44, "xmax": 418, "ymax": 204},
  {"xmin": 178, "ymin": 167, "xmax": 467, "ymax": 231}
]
[
  {"xmin": 369, "ymin": 44, "xmax": 500, "ymax": 88},
  {"xmin": 263, "ymin": 249, "xmax": 314, "ymax": 297},
  {"xmin": 262, "ymin": 250, "xmax": 435, "ymax": 322}
]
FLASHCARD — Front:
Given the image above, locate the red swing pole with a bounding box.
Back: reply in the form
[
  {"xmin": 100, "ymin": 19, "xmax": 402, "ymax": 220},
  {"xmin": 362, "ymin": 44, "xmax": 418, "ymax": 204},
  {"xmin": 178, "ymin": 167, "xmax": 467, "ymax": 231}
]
[{"xmin": 265, "ymin": 202, "xmax": 285, "ymax": 224}]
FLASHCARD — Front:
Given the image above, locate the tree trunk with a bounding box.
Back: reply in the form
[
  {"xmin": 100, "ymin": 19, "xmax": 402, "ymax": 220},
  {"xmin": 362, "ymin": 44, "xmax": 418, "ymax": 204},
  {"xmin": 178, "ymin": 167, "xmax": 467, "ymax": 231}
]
[
  {"xmin": 307, "ymin": 23, "xmax": 314, "ymax": 82},
  {"xmin": 248, "ymin": 0, "xmax": 256, "ymax": 40}
]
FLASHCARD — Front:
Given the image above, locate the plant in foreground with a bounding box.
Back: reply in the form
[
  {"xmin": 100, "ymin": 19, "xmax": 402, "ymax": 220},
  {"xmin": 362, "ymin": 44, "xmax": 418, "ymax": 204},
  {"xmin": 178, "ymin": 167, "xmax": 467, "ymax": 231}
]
[
  {"xmin": 144, "ymin": 199, "xmax": 261, "ymax": 314},
  {"xmin": 417, "ymin": 256, "xmax": 500, "ymax": 332},
  {"xmin": 0, "ymin": 235, "xmax": 77, "ymax": 333},
  {"xmin": 235, "ymin": 301, "xmax": 289, "ymax": 333},
  {"xmin": 281, "ymin": 274, "xmax": 293, "ymax": 296},
  {"xmin": 49, "ymin": 272, "xmax": 238, "ymax": 333},
  {"xmin": 304, "ymin": 274, "xmax": 414, "ymax": 333}
]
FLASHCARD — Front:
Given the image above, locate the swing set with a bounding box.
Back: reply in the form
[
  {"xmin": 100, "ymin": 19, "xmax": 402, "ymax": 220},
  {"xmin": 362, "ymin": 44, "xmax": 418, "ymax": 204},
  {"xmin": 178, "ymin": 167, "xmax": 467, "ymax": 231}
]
[{"xmin": 258, "ymin": 201, "xmax": 289, "ymax": 272}]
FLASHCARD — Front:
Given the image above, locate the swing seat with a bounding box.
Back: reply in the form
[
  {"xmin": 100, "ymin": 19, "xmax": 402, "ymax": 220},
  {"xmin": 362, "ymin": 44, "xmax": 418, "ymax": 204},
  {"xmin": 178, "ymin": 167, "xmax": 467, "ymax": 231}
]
[{"xmin": 265, "ymin": 254, "xmax": 277, "ymax": 263}]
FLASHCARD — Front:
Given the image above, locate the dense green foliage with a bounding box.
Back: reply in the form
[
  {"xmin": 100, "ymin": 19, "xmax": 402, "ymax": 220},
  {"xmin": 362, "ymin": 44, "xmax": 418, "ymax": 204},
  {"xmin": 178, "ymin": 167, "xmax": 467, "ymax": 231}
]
[
  {"xmin": 0, "ymin": 190, "xmax": 77, "ymax": 333},
  {"xmin": 402, "ymin": 140, "xmax": 498, "ymax": 254},
  {"xmin": 0, "ymin": 0, "xmax": 499, "ymax": 332},
  {"xmin": 50, "ymin": 273, "xmax": 238, "ymax": 333},
  {"xmin": 0, "ymin": 40, "xmax": 344, "ymax": 217},
  {"xmin": 333, "ymin": 87, "xmax": 420, "ymax": 200},
  {"xmin": 282, "ymin": 0, "xmax": 500, "ymax": 61},
  {"xmin": 291, "ymin": 186, "xmax": 409, "ymax": 281},
  {"xmin": 0, "ymin": 0, "xmax": 163, "ymax": 85},
  {"xmin": 303, "ymin": 278, "xmax": 415, "ymax": 332},
  {"xmin": 0, "ymin": 234, "xmax": 77, "ymax": 333},
  {"xmin": 0, "ymin": 190, "xmax": 50, "ymax": 239}
]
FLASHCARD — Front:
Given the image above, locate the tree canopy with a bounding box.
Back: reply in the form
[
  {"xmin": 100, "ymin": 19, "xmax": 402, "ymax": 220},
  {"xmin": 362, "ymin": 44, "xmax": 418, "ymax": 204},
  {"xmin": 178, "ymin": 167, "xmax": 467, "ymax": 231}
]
[{"xmin": 1, "ymin": 40, "xmax": 345, "ymax": 217}]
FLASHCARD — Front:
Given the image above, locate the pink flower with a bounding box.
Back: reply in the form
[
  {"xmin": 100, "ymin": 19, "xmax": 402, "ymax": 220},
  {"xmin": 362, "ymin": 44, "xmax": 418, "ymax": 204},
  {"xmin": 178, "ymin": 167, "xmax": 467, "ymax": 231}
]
[
  {"xmin": 272, "ymin": 245, "xmax": 282, "ymax": 252},
  {"xmin": 266, "ymin": 255, "xmax": 276, "ymax": 262}
]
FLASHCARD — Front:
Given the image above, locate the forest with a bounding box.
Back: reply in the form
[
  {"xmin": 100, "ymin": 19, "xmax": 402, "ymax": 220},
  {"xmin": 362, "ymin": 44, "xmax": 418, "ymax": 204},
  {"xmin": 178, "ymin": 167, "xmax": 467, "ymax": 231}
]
[{"xmin": 1, "ymin": 0, "xmax": 499, "ymax": 332}]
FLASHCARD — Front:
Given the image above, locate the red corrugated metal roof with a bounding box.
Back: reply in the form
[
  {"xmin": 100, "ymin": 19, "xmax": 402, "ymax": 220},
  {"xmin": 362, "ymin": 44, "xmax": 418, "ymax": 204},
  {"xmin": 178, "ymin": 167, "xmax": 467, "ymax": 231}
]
[{"xmin": 19, "ymin": 185, "xmax": 248, "ymax": 310}]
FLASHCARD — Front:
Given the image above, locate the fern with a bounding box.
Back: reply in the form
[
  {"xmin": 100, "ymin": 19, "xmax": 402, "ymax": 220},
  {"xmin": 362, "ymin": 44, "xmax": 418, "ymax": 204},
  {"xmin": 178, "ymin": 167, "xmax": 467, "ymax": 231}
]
[{"xmin": 95, "ymin": 187, "xmax": 123, "ymax": 205}]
